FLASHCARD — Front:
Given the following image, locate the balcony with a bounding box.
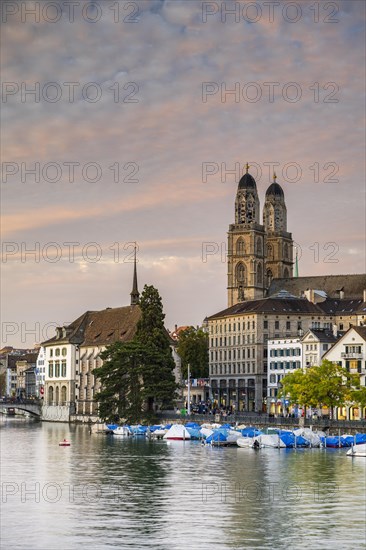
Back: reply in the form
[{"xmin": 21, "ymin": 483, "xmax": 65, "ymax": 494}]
[{"xmin": 341, "ymin": 352, "xmax": 363, "ymax": 359}]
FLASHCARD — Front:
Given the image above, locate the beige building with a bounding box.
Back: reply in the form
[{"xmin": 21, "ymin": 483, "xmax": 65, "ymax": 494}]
[{"xmin": 209, "ymin": 166, "xmax": 366, "ymax": 412}]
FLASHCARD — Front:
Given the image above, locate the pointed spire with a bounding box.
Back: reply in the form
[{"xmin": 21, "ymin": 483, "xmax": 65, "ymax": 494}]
[
  {"xmin": 294, "ymin": 247, "xmax": 299, "ymax": 278},
  {"xmin": 273, "ymin": 171, "xmax": 277, "ymax": 182},
  {"xmin": 245, "ymin": 162, "xmax": 250, "ymax": 173},
  {"xmin": 130, "ymin": 242, "xmax": 139, "ymax": 305}
]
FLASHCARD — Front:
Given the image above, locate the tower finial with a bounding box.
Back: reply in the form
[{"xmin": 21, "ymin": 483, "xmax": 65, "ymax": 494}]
[
  {"xmin": 130, "ymin": 242, "xmax": 139, "ymax": 305},
  {"xmin": 246, "ymin": 162, "xmax": 250, "ymax": 173},
  {"xmin": 273, "ymin": 171, "xmax": 277, "ymax": 182}
]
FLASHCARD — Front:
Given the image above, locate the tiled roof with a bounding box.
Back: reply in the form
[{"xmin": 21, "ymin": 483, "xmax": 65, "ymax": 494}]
[
  {"xmin": 208, "ymin": 297, "xmax": 325, "ymax": 320},
  {"xmin": 317, "ymin": 298, "xmax": 366, "ymax": 314},
  {"xmin": 353, "ymin": 326, "xmax": 366, "ymax": 340},
  {"xmin": 268, "ymin": 274, "xmax": 366, "ymax": 299},
  {"xmin": 306, "ymin": 329, "xmax": 340, "ymax": 343},
  {"xmin": 42, "ymin": 306, "xmax": 141, "ymax": 347}
]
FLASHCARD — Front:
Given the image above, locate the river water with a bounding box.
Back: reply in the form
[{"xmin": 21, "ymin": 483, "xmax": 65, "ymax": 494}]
[{"xmin": 1, "ymin": 418, "xmax": 365, "ymax": 550}]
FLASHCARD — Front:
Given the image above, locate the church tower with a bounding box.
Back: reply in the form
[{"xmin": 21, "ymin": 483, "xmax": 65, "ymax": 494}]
[
  {"xmin": 227, "ymin": 165, "xmax": 266, "ymax": 306},
  {"xmin": 130, "ymin": 243, "xmax": 140, "ymax": 305},
  {"xmin": 263, "ymin": 174, "xmax": 293, "ymax": 287}
]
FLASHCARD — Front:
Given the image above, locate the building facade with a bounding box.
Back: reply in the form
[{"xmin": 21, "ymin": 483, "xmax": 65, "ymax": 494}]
[
  {"xmin": 227, "ymin": 168, "xmax": 293, "ymax": 307},
  {"xmin": 323, "ymin": 326, "xmax": 366, "ymax": 419}
]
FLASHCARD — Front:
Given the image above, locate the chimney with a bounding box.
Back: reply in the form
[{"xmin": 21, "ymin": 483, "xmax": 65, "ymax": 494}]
[
  {"xmin": 332, "ymin": 324, "xmax": 338, "ymax": 338},
  {"xmin": 339, "ymin": 289, "xmax": 344, "ymax": 299},
  {"xmin": 175, "ymin": 324, "xmax": 178, "ymax": 332},
  {"xmin": 363, "ymin": 289, "xmax": 366, "ymax": 302}
]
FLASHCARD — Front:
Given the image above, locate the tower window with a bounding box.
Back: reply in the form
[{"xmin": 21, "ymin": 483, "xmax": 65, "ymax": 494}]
[{"xmin": 236, "ymin": 239, "xmax": 245, "ymax": 255}]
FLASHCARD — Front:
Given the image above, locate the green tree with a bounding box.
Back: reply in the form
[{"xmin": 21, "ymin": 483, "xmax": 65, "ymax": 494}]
[
  {"xmin": 280, "ymin": 360, "xmax": 358, "ymax": 418},
  {"xmin": 134, "ymin": 285, "xmax": 177, "ymax": 411},
  {"xmin": 94, "ymin": 285, "xmax": 177, "ymax": 422},
  {"xmin": 176, "ymin": 326, "xmax": 209, "ymax": 379}
]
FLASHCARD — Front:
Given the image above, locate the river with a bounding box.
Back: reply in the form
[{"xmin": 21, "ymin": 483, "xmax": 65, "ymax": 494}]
[{"xmin": 1, "ymin": 417, "xmax": 365, "ymax": 549}]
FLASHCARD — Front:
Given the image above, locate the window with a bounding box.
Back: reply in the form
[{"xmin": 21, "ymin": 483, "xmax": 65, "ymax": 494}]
[
  {"xmin": 50, "ymin": 349, "xmax": 53, "ymax": 357},
  {"xmin": 49, "ymin": 362, "xmax": 53, "ymax": 377},
  {"xmin": 264, "ymin": 320, "xmax": 268, "ymax": 329},
  {"xmin": 55, "ymin": 348, "xmax": 60, "ymax": 357},
  {"xmin": 286, "ymin": 321, "xmax": 291, "ymax": 330},
  {"xmin": 236, "ymin": 239, "xmax": 245, "ymax": 255},
  {"xmin": 55, "ymin": 361, "xmax": 60, "ymax": 377},
  {"xmin": 275, "ymin": 321, "xmax": 279, "ymax": 330},
  {"xmin": 61, "ymin": 361, "xmax": 66, "ymax": 377},
  {"xmin": 62, "ymin": 347, "xmax": 67, "ymax": 356}
]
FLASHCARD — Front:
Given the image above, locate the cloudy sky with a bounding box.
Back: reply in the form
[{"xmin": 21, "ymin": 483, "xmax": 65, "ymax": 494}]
[{"xmin": 1, "ymin": 0, "xmax": 365, "ymax": 348}]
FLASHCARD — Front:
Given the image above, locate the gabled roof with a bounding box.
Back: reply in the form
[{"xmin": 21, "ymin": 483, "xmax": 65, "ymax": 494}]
[
  {"xmin": 268, "ymin": 274, "xmax": 366, "ymax": 299},
  {"xmin": 323, "ymin": 325, "xmax": 366, "ymax": 358},
  {"xmin": 42, "ymin": 306, "xmax": 141, "ymax": 347},
  {"xmin": 302, "ymin": 329, "xmax": 340, "ymax": 343}
]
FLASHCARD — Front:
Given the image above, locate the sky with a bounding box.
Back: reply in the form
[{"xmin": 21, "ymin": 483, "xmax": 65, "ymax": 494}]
[{"xmin": 1, "ymin": 0, "xmax": 365, "ymax": 348}]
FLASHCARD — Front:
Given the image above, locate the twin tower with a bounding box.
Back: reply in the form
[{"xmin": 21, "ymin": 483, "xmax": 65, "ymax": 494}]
[{"xmin": 227, "ymin": 165, "xmax": 294, "ymax": 307}]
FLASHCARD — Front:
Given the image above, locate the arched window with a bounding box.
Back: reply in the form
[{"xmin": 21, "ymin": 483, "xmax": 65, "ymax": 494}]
[
  {"xmin": 284, "ymin": 243, "xmax": 289, "ymax": 259},
  {"xmin": 257, "ymin": 262, "xmax": 263, "ymax": 285},
  {"xmin": 55, "ymin": 386, "xmax": 59, "ymax": 405},
  {"xmin": 62, "ymin": 347, "xmax": 67, "ymax": 357},
  {"xmin": 236, "ymin": 263, "xmax": 246, "ymax": 284},
  {"xmin": 267, "ymin": 244, "xmax": 273, "ymax": 260},
  {"xmin": 55, "ymin": 348, "xmax": 60, "ymax": 357},
  {"xmin": 266, "ymin": 269, "xmax": 273, "ymax": 287},
  {"xmin": 61, "ymin": 386, "xmax": 67, "ymax": 404},
  {"xmin": 236, "ymin": 238, "xmax": 245, "ymax": 255},
  {"xmin": 48, "ymin": 386, "xmax": 54, "ymax": 405},
  {"xmin": 283, "ymin": 267, "xmax": 290, "ymax": 278},
  {"xmin": 256, "ymin": 238, "xmax": 262, "ymax": 255}
]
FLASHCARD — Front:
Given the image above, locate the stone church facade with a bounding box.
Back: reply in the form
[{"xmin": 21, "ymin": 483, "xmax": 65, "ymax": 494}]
[{"xmin": 227, "ymin": 166, "xmax": 293, "ymax": 306}]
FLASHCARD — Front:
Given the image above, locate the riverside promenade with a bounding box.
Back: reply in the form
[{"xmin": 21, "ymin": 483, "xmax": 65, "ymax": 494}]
[{"xmin": 156, "ymin": 412, "xmax": 366, "ymax": 435}]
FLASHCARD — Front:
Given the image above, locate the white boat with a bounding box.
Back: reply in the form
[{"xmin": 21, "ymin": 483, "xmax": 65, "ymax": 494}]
[
  {"xmin": 347, "ymin": 443, "xmax": 366, "ymax": 457},
  {"xmin": 113, "ymin": 426, "xmax": 132, "ymax": 436},
  {"xmin": 237, "ymin": 437, "xmax": 254, "ymax": 448},
  {"xmin": 258, "ymin": 434, "xmax": 286, "ymax": 448},
  {"xmin": 163, "ymin": 424, "xmax": 191, "ymax": 440},
  {"xmin": 151, "ymin": 428, "xmax": 168, "ymax": 439}
]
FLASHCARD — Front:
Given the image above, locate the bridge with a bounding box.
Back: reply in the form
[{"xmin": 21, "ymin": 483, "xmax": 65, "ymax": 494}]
[{"xmin": 0, "ymin": 400, "xmax": 42, "ymax": 417}]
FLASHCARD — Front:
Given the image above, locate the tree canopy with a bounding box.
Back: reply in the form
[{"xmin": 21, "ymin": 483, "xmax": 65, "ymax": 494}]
[
  {"xmin": 279, "ymin": 359, "xmax": 360, "ymax": 416},
  {"xmin": 176, "ymin": 326, "xmax": 209, "ymax": 379},
  {"xmin": 94, "ymin": 285, "xmax": 177, "ymax": 423}
]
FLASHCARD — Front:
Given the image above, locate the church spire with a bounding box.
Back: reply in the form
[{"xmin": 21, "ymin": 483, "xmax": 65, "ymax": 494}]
[{"xmin": 130, "ymin": 243, "xmax": 139, "ymax": 305}]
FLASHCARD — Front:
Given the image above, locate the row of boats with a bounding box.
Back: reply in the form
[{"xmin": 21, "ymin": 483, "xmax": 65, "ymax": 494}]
[{"xmin": 104, "ymin": 422, "xmax": 366, "ymax": 456}]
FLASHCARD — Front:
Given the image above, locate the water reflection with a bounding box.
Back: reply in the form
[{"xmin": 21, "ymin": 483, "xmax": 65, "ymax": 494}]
[{"xmin": 1, "ymin": 420, "xmax": 365, "ymax": 549}]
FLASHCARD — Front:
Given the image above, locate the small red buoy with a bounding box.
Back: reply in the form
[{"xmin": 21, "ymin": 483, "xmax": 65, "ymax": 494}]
[{"xmin": 59, "ymin": 438, "xmax": 71, "ymax": 447}]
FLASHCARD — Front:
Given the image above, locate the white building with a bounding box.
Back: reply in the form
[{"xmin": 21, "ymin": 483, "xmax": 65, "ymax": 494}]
[
  {"xmin": 267, "ymin": 337, "xmax": 302, "ymax": 414},
  {"xmin": 301, "ymin": 327, "xmax": 340, "ymax": 368},
  {"xmin": 35, "ymin": 346, "xmax": 46, "ymax": 398},
  {"xmin": 323, "ymin": 325, "xmax": 366, "ymax": 419}
]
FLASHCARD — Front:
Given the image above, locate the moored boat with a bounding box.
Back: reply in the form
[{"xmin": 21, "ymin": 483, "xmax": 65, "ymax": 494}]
[
  {"xmin": 346, "ymin": 443, "xmax": 366, "ymax": 457},
  {"xmin": 163, "ymin": 424, "xmax": 191, "ymax": 440},
  {"xmin": 113, "ymin": 426, "xmax": 132, "ymax": 436}
]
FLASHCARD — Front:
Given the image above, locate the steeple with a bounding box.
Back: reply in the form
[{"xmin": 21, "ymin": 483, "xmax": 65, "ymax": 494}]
[{"xmin": 130, "ymin": 243, "xmax": 139, "ymax": 306}]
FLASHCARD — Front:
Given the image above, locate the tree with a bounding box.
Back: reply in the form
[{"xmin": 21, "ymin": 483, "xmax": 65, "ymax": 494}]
[
  {"xmin": 134, "ymin": 285, "xmax": 177, "ymax": 411},
  {"xmin": 279, "ymin": 360, "xmax": 359, "ymax": 418},
  {"xmin": 94, "ymin": 285, "xmax": 177, "ymax": 422},
  {"xmin": 176, "ymin": 326, "xmax": 209, "ymax": 379}
]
